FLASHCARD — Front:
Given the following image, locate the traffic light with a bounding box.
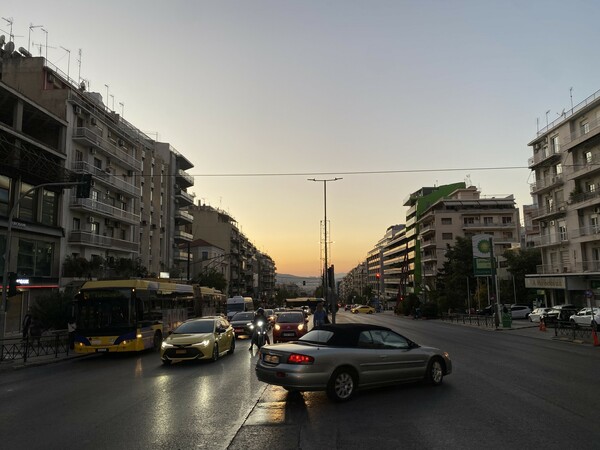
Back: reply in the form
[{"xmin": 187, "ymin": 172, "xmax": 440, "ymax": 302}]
[
  {"xmin": 327, "ymin": 265, "xmax": 335, "ymax": 288},
  {"xmin": 76, "ymin": 173, "xmax": 93, "ymax": 198},
  {"xmin": 7, "ymin": 272, "xmax": 18, "ymax": 296},
  {"xmin": 376, "ymin": 273, "xmax": 380, "ymax": 280}
]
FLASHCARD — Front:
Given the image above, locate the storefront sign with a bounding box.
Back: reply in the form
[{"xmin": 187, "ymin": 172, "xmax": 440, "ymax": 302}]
[{"xmin": 525, "ymin": 277, "xmax": 566, "ymax": 289}]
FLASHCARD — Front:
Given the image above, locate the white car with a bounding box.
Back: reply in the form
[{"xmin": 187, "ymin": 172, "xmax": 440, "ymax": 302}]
[
  {"xmin": 569, "ymin": 307, "xmax": 600, "ymax": 327},
  {"xmin": 528, "ymin": 307, "xmax": 552, "ymax": 323},
  {"xmin": 510, "ymin": 305, "xmax": 532, "ymax": 319}
]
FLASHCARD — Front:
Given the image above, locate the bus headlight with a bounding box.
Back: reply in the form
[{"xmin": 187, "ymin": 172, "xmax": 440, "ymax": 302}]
[{"xmin": 136, "ymin": 333, "xmax": 143, "ymax": 339}]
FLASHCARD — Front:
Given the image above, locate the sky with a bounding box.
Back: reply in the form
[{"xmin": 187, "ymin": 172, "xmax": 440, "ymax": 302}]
[{"xmin": 3, "ymin": 1, "xmax": 600, "ymax": 277}]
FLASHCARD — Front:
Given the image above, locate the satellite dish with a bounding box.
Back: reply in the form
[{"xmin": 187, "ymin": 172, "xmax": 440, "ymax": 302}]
[
  {"xmin": 4, "ymin": 41, "xmax": 14, "ymax": 55},
  {"xmin": 0, "ymin": 35, "xmax": 5, "ymax": 47}
]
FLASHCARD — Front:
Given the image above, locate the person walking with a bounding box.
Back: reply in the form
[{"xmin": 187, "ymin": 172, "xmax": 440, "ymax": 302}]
[
  {"xmin": 313, "ymin": 302, "xmax": 329, "ymax": 328},
  {"xmin": 22, "ymin": 309, "xmax": 32, "ymax": 340},
  {"xmin": 68, "ymin": 317, "xmax": 77, "ymax": 350}
]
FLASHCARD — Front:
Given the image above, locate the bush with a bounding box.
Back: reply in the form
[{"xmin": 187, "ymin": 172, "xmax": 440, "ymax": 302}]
[
  {"xmin": 420, "ymin": 302, "xmax": 438, "ymax": 319},
  {"xmin": 31, "ymin": 291, "xmax": 73, "ymax": 331}
]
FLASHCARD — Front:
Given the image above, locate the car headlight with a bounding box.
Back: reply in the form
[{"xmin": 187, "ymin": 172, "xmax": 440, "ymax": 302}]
[
  {"xmin": 298, "ymin": 323, "xmax": 304, "ymax": 331},
  {"xmin": 193, "ymin": 339, "xmax": 210, "ymax": 347},
  {"xmin": 274, "ymin": 324, "xmax": 281, "ymax": 331},
  {"xmin": 161, "ymin": 341, "xmax": 174, "ymax": 349},
  {"xmin": 248, "ymin": 323, "xmax": 255, "ymax": 329}
]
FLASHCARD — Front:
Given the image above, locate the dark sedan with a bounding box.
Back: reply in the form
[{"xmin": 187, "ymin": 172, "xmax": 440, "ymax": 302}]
[
  {"xmin": 230, "ymin": 311, "xmax": 255, "ymax": 338},
  {"xmin": 256, "ymin": 323, "xmax": 452, "ymax": 402}
]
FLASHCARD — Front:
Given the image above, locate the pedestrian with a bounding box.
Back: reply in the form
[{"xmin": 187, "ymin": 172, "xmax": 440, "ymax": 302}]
[
  {"xmin": 68, "ymin": 317, "xmax": 77, "ymax": 350},
  {"xmin": 29, "ymin": 316, "xmax": 42, "ymax": 345},
  {"xmin": 313, "ymin": 302, "xmax": 329, "ymax": 328},
  {"xmin": 22, "ymin": 308, "xmax": 32, "ymax": 340}
]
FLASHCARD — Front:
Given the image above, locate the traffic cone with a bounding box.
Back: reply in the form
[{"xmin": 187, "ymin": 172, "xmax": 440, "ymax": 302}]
[
  {"xmin": 593, "ymin": 329, "xmax": 600, "ymax": 347},
  {"xmin": 539, "ymin": 319, "xmax": 546, "ymax": 332}
]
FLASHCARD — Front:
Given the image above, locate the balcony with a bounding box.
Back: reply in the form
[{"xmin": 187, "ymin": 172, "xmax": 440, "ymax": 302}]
[
  {"xmin": 174, "ymin": 209, "xmax": 193, "ymax": 225},
  {"xmin": 73, "ymin": 127, "xmax": 141, "ymax": 171},
  {"xmin": 568, "ymin": 225, "xmax": 600, "ymax": 242},
  {"xmin": 462, "ymin": 222, "xmax": 516, "ymax": 230},
  {"xmin": 173, "ymin": 250, "xmax": 191, "ymax": 262},
  {"xmin": 69, "ymin": 230, "xmax": 138, "ymax": 252},
  {"xmin": 530, "ymin": 174, "xmax": 564, "ymax": 194},
  {"xmin": 70, "ymin": 198, "xmax": 140, "ymax": 224},
  {"xmin": 530, "ymin": 232, "xmax": 568, "ymax": 247},
  {"xmin": 174, "ymin": 230, "xmax": 193, "ymax": 243},
  {"xmin": 176, "ymin": 169, "xmax": 194, "ymax": 188},
  {"xmin": 530, "ymin": 202, "xmax": 567, "ymax": 221},
  {"xmin": 175, "ymin": 189, "xmax": 194, "ymax": 207},
  {"xmin": 528, "ymin": 147, "xmax": 561, "ymax": 169},
  {"xmin": 420, "ymin": 223, "xmax": 435, "ymax": 236},
  {"xmin": 70, "ymin": 161, "xmax": 141, "ymax": 197}
]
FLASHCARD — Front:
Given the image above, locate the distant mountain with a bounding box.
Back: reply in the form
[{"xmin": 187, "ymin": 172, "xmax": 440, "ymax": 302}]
[{"xmin": 276, "ymin": 273, "xmax": 345, "ymax": 284}]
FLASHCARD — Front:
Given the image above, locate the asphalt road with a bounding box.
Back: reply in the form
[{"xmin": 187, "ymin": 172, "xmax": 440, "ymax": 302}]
[{"xmin": 1, "ymin": 312, "xmax": 599, "ymax": 450}]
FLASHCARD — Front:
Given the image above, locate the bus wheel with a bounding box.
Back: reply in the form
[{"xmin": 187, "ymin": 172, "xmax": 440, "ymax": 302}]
[{"xmin": 153, "ymin": 331, "xmax": 162, "ymax": 351}]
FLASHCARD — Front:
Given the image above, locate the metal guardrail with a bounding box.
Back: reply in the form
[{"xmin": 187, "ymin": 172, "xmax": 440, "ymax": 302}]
[
  {"xmin": 552, "ymin": 321, "xmax": 596, "ymax": 342},
  {"xmin": 440, "ymin": 314, "xmax": 496, "ymax": 328},
  {"xmin": 0, "ymin": 331, "xmax": 70, "ymax": 363}
]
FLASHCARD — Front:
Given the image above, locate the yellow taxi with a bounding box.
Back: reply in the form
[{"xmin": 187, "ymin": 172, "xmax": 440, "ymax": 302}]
[{"xmin": 351, "ymin": 305, "xmax": 375, "ymax": 314}]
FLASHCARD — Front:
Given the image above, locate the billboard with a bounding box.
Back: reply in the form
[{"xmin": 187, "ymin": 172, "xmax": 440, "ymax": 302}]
[{"xmin": 472, "ymin": 234, "xmax": 493, "ymax": 277}]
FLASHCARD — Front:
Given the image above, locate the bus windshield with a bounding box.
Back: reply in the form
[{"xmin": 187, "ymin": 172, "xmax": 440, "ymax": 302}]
[
  {"xmin": 228, "ymin": 303, "xmax": 245, "ymax": 313},
  {"xmin": 76, "ymin": 288, "xmax": 134, "ymax": 331}
]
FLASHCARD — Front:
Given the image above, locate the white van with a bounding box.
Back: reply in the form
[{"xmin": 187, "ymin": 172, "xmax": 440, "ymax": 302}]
[{"xmin": 226, "ymin": 296, "xmax": 254, "ymax": 320}]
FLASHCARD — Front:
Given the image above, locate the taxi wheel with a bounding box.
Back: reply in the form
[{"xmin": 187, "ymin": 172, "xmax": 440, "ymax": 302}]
[
  {"xmin": 211, "ymin": 343, "xmax": 219, "ymax": 362},
  {"xmin": 161, "ymin": 358, "xmax": 171, "ymax": 366}
]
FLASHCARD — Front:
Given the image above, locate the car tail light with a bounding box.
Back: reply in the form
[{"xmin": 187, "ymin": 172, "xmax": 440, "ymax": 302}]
[{"xmin": 287, "ymin": 353, "xmax": 314, "ymax": 364}]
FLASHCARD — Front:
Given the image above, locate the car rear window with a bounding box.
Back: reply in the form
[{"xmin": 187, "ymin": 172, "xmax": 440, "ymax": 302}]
[{"xmin": 299, "ymin": 329, "xmax": 334, "ymax": 344}]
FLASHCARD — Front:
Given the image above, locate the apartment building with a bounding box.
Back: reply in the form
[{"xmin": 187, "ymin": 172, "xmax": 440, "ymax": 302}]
[
  {"xmin": 189, "ymin": 204, "xmax": 276, "ymax": 299},
  {"xmin": 382, "ymin": 225, "xmax": 408, "ymax": 304},
  {"xmin": 1, "ymin": 47, "xmax": 196, "ymax": 285},
  {"xmin": 527, "ymin": 88, "xmax": 600, "ymax": 306},
  {"xmin": 416, "ymin": 186, "xmax": 520, "ymax": 292},
  {"xmin": 339, "ymin": 261, "xmax": 367, "ymax": 302}
]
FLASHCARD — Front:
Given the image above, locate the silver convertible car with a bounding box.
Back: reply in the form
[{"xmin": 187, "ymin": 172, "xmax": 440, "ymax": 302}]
[{"xmin": 255, "ymin": 323, "xmax": 452, "ymax": 401}]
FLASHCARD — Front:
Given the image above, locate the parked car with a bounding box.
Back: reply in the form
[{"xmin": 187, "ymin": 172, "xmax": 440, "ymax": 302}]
[
  {"xmin": 542, "ymin": 304, "xmax": 578, "ymax": 323},
  {"xmin": 160, "ymin": 317, "xmax": 235, "ymax": 365},
  {"xmin": 229, "ymin": 311, "xmax": 256, "ymax": 338},
  {"xmin": 528, "ymin": 307, "xmax": 552, "ymax": 323},
  {"xmin": 255, "ymin": 323, "xmax": 452, "ymax": 402},
  {"xmin": 351, "ymin": 305, "xmax": 375, "ymax": 314},
  {"xmin": 510, "ymin": 305, "xmax": 532, "ymax": 319},
  {"xmin": 476, "ymin": 305, "xmax": 494, "ymax": 316},
  {"xmin": 344, "ymin": 304, "xmax": 353, "ymax": 311},
  {"xmin": 569, "ymin": 307, "xmax": 600, "ymax": 327},
  {"xmin": 272, "ymin": 311, "xmax": 308, "ymax": 343}
]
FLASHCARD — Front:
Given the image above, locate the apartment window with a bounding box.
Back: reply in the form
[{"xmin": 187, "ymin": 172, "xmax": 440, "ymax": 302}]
[
  {"xmin": 591, "ymin": 216, "xmax": 600, "ymax": 234},
  {"xmin": 73, "ymin": 217, "xmax": 81, "ymax": 230},
  {"xmin": 463, "ymin": 217, "xmax": 475, "ymax": 225},
  {"xmin": 202, "ymin": 251, "xmax": 209, "ymax": 260},
  {"xmin": 40, "ymin": 190, "xmax": 58, "ymax": 226},
  {"xmin": 502, "ymin": 231, "xmax": 513, "ymax": 240},
  {"xmin": 559, "ymin": 223, "xmax": 567, "ymax": 241},
  {"xmin": 18, "ymin": 182, "xmax": 35, "ymax": 221},
  {"xmin": 581, "ymin": 120, "xmax": 590, "ymax": 135},
  {"xmin": 585, "ymin": 151, "xmax": 593, "ymax": 164},
  {"xmin": 91, "ymin": 190, "xmax": 99, "ymax": 201},
  {"xmin": 0, "ymin": 175, "xmax": 10, "ymax": 217},
  {"xmin": 551, "ymin": 135, "xmax": 560, "ymax": 153},
  {"xmin": 441, "ymin": 218, "xmax": 452, "ymax": 225},
  {"xmin": 442, "ymin": 233, "xmax": 453, "ymax": 240},
  {"xmin": 502, "ymin": 216, "xmax": 512, "ymax": 224},
  {"xmin": 586, "ymin": 181, "xmax": 596, "ymax": 193},
  {"xmin": 17, "ymin": 239, "xmax": 54, "ymax": 276},
  {"xmin": 483, "ymin": 217, "xmax": 493, "ymax": 225},
  {"xmin": 556, "ymin": 163, "xmax": 563, "ymax": 175},
  {"xmin": 91, "ymin": 221, "xmax": 100, "ymax": 235}
]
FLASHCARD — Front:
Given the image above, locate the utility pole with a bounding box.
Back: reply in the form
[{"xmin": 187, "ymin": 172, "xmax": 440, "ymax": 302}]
[{"xmin": 308, "ymin": 177, "xmax": 341, "ymax": 323}]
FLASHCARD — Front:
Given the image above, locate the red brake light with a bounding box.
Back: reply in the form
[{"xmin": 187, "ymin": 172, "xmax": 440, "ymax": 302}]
[{"xmin": 287, "ymin": 353, "xmax": 314, "ymax": 364}]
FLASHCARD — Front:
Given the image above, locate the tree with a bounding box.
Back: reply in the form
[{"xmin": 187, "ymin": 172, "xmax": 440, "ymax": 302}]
[
  {"xmin": 436, "ymin": 236, "xmax": 475, "ymax": 314},
  {"xmin": 194, "ymin": 268, "xmax": 227, "ymax": 292},
  {"xmin": 31, "ymin": 290, "xmax": 73, "ymax": 331},
  {"xmin": 502, "ymin": 247, "xmax": 542, "ymax": 306}
]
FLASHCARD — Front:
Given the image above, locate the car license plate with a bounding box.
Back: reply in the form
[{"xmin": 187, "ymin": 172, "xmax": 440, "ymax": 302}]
[
  {"xmin": 235, "ymin": 328, "xmax": 243, "ymax": 332},
  {"xmin": 96, "ymin": 348, "xmax": 108, "ymax": 353},
  {"xmin": 175, "ymin": 349, "xmax": 186, "ymax": 354},
  {"xmin": 282, "ymin": 332, "xmax": 295, "ymax": 337},
  {"xmin": 264, "ymin": 354, "xmax": 279, "ymax": 364}
]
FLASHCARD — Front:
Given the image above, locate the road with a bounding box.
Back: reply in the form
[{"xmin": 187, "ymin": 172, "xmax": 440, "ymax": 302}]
[{"xmin": 1, "ymin": 311, "xmax": 599, "ymax": 449}]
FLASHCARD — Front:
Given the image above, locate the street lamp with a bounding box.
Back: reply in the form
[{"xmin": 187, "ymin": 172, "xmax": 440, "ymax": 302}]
[{"xmin": 308, "ymin": 177, "xmax": 342, "ymax": 323}]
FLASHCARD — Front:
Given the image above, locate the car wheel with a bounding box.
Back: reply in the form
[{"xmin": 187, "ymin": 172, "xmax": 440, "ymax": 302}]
[
  {"xmin": 161, "ymin": 358, "xmax": 171, "ymax": 366},
  {"xmin": 327, "ymin": 367, "xmax": 357, "ymax": 402},
  {"xmin": 153, "ymin": 331, "xmax": 162, "ymax": 351},
  {"xmin": 211, "ymin": 343, "xmax": 219, "ymax": 362},
  {"xmin": 228, "ymin": 336, "xmax": 235, "ymax": 355},
  {"xmin": 426, "ymin": 357, "xmax": 444, "ymax": 386}
]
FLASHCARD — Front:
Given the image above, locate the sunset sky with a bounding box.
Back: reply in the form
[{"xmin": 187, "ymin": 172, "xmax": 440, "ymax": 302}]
[{"xmin": 4, "ymin": 1, "xmax": 600, "ymax": 276}]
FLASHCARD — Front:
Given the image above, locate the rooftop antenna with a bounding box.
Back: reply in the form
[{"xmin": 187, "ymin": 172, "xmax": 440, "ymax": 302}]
[
  {"xmin": 570, "ymin": 87, "xmax": 574, "ymax": 113},
  {"xmin": 465, "ymin": 174, "xmax": 472, "ymax": 187},
  {"xmin": 119, "ymin": 102, "xmax": 124, "ymax": 117},
  {"xmin": 2, "ymin": 17, "xmax": 13, "ymax": 41},
  {"xmin": 77, "ymin": 49, "xmax": 82, "ymax": 83},
  {"xmin": 0, "ymin": 35, "xmax": 5, "ymax": 48},
  {"xmin": 545, "ymin": 110, "xmax": 550, "ymax": 129},
  {"xmin": 60, "ymin": 46, "xmax": 71, "ymax": 80},
  {"xmin": 41, "ymin": 28, "xmax": 48, "ymax": 60},
  {"xmin": 28, "ymin": 23, "xmax": 43, "ymax": 53}
]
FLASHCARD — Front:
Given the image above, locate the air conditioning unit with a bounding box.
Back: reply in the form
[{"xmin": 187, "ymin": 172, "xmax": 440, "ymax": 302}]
[
  {"xmin": 87, "ymin": 216, "xmax": 95, "ymax": 224},
  {"xmin": 90, "ymin": 117, "xmax": 97, "ymax": 126},
  {"xmin": 74, "ymin": 105, "xmax": 82, "ymax": 116},
  {"xmin": 549, "ymin": 220, "xmax": 555, "ymax": 226}
]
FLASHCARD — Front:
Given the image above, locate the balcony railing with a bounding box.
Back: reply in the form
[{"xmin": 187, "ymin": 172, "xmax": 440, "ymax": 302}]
[
  {"xmin": 70, "ymin": 198, "xmax": 140, "ymax": 224},
  {"xmin": 536, "ymin": 261, "xmax": 600, "ymax": 274},
  {"xmin": 174, "ymin": 230, "xmax": 193, "ymax": 242},
  {"xmin": 70, "ymin": 161, "xmax": 141, "ymax": 197},
  {"xmin": 176, "ymin": 169, "xmax": 194, "ymax": 187},
  {"xmin": 530, "ymin": 174, "xmax": 564, "ymax": 193},
  {"xmin": 568, "ymin": 226, "xmax": 600, "ymax": 239},
  {"xmin": 173, "ymin": 250, "xmax": 191, "ymax": 261},
  {"xmin": 530, "ymin": 232, "xmax": 568, "ymax": 247},
  {"xmin": 174, "ymin": 210, "xmax": 193, "ymax": 224},
  {"xmin": 73, "ymin": 127, "xmax": 142, "ymax": 171},
  {"xmin": 69, "ymin": 230, "xmax": 138, "ymax": 252},
  {"xmin": 528, "ymin": 147, "xmax": 560, "ymax": 168},
  {"xmin": 531, "ymin": 202, "xmax": 567, "ymax": 220},
  {"xmin": 175, "ymin": 190, "xmax": 194, "ymax": 206}
]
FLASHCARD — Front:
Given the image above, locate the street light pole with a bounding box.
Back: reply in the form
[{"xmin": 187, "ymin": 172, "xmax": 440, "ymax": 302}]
[{"xmin": 308, "ymin": 177, "xmax": 341, "ymax": 323}]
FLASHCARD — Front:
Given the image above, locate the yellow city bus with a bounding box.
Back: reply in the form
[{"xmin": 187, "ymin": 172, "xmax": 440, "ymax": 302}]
[
  {"xmin": 73, "ymin": 279, "xmax": 195, "ymax": 354},
  {"xmin": 194, "ymin": 285, "xmax": 227, "ymax": 316}
]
